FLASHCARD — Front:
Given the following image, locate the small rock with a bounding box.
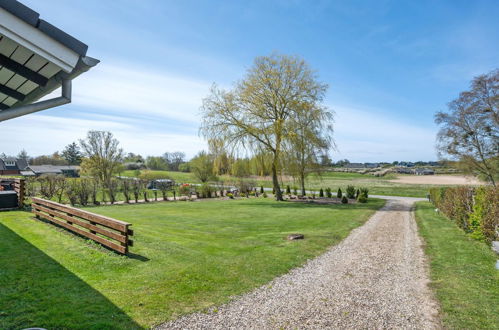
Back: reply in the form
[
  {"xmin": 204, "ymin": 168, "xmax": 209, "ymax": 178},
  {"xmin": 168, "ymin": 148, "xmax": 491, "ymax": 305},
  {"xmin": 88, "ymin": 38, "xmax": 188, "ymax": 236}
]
[
  {"xmin": 492, "ymin": 241, "xmax": 499, "ymax": 255},
  {"xmin": 287, "ymin": 234, "xmax": 304, "ymax": 240}
]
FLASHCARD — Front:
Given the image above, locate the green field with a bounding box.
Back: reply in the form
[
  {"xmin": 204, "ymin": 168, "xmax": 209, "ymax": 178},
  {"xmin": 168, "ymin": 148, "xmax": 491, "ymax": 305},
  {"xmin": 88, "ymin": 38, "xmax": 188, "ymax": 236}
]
[
  {"xmin": 0, "ymin": 197, "xmax": 384, "ymax": 329},
  {"xmin": 415, "ymin": 202, "xmax": 499, "ymax": 329},
  {"xmin": 123, "ymin": 170, "xmax": 436, "ymax": 197}
]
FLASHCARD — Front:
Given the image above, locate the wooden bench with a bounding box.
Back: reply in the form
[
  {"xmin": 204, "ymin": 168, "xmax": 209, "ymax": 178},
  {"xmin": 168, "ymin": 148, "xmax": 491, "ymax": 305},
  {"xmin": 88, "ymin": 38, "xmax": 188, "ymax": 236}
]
[{"xmin": 31, "ymin": 197, "xmax": 134, "ymax": 254}]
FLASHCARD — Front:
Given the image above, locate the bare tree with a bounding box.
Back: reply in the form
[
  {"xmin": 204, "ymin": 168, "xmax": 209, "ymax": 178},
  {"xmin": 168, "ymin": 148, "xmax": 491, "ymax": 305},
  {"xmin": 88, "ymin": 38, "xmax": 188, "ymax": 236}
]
[
  {"xmin": 435, "ymin": 69, "xmax": 498, "ymax": 185},
  {"xmin": 163, "ymin": 151, "xmax": 186, "ymax": 171},
  {"xmin": 80, "ymin": 131, "xmax": 124, "ymax": 192},
  {"xmin": 201, "ymin": 53, "xmax": 330, "ymax": 200}
]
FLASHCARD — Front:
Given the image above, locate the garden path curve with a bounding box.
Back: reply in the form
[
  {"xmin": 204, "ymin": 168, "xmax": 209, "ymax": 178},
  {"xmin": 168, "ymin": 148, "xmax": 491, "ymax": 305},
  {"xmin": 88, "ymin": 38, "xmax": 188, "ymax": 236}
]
[{"xmin": 158, "ymin": 197, "xmax": 441, "ymax": 329}]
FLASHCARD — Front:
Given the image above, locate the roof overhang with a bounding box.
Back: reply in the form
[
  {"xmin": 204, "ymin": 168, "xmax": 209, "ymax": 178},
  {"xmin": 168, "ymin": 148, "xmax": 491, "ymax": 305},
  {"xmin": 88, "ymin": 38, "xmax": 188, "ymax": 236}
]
[{"xmin": 0, "ymin": 0, "xmax": 99, "ymax": 121}]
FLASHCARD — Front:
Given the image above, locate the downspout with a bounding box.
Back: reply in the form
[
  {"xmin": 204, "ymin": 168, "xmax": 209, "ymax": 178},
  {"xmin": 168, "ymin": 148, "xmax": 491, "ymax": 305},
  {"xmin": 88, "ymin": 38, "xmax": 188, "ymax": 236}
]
[{"xmin": 0, "ymin": 79, "xmax": 71, "ymax": 122}]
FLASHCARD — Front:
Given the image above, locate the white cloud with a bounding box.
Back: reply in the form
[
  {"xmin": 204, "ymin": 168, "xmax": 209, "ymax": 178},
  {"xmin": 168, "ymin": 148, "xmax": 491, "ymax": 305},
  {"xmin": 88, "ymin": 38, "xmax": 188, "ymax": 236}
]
[
  {"xmin": 332, "ymin": 105, "xmax": 438, "ymax": 162},
  {"xmin": 71, "ymin": 62, "xmax": 213, "ymax": 123},
  {"xmin": 0, "ymin": 114, "xmax": 206, "ymax": 158},
  {"xmin": 1, "ymin": 60, "xmax": 438, "ymax": 162}
]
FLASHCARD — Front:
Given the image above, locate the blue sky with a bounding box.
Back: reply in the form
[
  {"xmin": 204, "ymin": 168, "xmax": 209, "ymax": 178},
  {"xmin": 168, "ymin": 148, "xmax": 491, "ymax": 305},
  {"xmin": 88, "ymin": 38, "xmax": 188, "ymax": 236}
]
[{"xmin": 2, "ymin": 0, "xmax": 498, "ymax": 162}]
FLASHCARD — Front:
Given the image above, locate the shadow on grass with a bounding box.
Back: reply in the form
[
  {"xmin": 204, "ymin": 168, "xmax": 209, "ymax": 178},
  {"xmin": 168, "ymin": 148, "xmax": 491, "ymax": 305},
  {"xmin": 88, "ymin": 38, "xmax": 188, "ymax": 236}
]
[{"xmin": 0, "ymin": 223, "xmax": 141, "ymax": 330}]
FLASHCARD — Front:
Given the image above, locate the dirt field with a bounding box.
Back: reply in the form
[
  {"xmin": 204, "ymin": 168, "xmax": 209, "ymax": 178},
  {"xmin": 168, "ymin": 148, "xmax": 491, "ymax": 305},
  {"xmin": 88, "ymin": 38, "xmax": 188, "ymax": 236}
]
[{"xmin": 390, "ymin": 175, "xmax": 483, "ymax": 185}]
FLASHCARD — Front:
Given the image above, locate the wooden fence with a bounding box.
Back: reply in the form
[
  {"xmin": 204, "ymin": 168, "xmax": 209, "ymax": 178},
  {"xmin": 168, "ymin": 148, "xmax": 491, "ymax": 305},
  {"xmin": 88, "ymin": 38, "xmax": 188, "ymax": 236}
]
[
  {"xmin": 13, "ymin": 179, "xmax": 25, "ymax": 207},
  {"xmin": 31, "ymin": 197, "xmax": 134, "ymax": 254}
]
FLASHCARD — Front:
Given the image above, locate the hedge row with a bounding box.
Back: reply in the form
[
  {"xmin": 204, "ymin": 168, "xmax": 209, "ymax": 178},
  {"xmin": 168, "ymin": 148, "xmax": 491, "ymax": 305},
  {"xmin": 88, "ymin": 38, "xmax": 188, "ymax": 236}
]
[{"xmin": 429, "ymin": 186, "xmax": 498, "ymax": 243}]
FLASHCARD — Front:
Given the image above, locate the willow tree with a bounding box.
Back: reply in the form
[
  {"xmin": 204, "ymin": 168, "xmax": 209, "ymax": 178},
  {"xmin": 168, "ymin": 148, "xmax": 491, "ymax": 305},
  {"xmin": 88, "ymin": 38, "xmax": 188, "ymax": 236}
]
[
  {"xmin": 285, "ymin": 104, "xmax": 334, "ymax": 196},
  {"xmin": 201, "ymin": 54, "xmax": 330, "ymax": 200}
]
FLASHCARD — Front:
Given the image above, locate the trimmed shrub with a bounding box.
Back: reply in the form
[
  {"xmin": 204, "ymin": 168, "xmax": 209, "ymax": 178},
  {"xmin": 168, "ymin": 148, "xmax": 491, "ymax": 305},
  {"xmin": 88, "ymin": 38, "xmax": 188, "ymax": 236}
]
[
  {"xmin": 260, "ymin": 185, "xmax": 264, "ymax": 194},
  {"xmin": 319, "ymin": 188, "xmax": 324, "ymax": 197},
  {"xmin": 357, "ymin": 194, "xmax": 367, "ymax": 203},
  {"xmin": 226, "ymin": 192, "xmax": 234, "ymax": 199},
  {"xmin": 346, "ymin": 185, "xmax": 356, "ymax": 199},
  {"xmin": 355, "ymin": 189, "xmax": 360, "ymax": 199},
  {"xmin": 286, "ymin": 185, "xmax": 291, "ymax": 194},
  {"xmin": 293, "ymin": 186, "xmax": 298, "ymax": 195},
  {"xmin": 199, "ymin": 183, "xmax": 213, "ymax": 198},
  {"xmin": 263, "ymin": 192, "xmax": 268, "ymax": 198},
  {"xmin": 325, "ymin": 187, "xmax": 332, "ymax": 198},
  {"xmin": 341, "ymin": 196, "xmax": 348, "ymax": 204},
  {"xmin": 337, "ymin": 188, "xmax": 342, "ymax": 199},
  {"xmin": 429, "ymin": 186, "xmax": 498, "ymax": 243},
  {"xmin": 360, "ymin": 188, "xmax": 369, "ymax": 199}
]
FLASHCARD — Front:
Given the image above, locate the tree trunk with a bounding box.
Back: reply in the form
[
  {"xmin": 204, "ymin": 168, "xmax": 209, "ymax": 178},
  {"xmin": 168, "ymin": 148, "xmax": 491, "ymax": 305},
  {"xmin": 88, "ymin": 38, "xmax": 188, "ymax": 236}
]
[
  {"xmin": 300, "ymin": 172, "xmax": 306, "ymax": 196},
  {"xmin": 272, "ymin": 156, "xmax": 283, "ymax": 201}
]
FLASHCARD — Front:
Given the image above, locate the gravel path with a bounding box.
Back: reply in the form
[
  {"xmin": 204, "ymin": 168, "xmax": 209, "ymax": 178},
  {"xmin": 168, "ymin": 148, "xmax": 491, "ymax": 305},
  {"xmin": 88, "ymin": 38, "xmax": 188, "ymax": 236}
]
[{"xmin": 158, "ymin": 197, "xmax": 441, "ymax": 329}]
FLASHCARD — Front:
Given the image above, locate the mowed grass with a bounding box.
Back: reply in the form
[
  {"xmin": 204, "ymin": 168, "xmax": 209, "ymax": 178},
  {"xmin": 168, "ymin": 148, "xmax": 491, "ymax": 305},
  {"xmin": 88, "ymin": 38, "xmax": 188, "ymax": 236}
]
[
  {"xmin": 124, "ymin": 169, "xmax": 435, "ymax": 197},
  {"xmin": 0, "ymin": 197, "xmax": 384, "ymax": 329},
  {"xmin": 415, "ymin": 202, "xmax": 499, "ymax": 329}
]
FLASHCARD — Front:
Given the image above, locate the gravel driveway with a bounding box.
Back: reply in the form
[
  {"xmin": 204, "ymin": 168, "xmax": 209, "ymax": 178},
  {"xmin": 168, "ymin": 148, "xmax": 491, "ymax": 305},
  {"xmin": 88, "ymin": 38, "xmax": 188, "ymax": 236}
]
[{"xmin": 158, "ymin": 197, "xmax": 441, "ymax": 329}]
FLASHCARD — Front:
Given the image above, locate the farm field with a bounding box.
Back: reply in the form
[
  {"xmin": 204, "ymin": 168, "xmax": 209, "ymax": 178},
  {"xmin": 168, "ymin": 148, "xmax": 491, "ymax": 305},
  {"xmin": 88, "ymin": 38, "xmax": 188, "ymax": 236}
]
[
  {"xmin": 389, "ymin": 174, "xmax": 483, "ymax": 185},
  {"xmin": 0, "ymin": 197, "xmax": 384, "ymax": 329},
  {"xmin": 122, "ymin": 170, "xmax": 480, "ymax": 198},
  {"xmin": 415, "ymin": 202, "xmax": 499, "ymax": 329}
]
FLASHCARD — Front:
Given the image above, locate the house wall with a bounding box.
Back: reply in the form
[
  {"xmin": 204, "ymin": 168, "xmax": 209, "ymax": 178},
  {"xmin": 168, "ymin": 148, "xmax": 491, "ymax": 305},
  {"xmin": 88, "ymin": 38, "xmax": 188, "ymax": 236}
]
[{"xmin": 0, "ymin": 170, "xmax": 20, "ymax": 175}]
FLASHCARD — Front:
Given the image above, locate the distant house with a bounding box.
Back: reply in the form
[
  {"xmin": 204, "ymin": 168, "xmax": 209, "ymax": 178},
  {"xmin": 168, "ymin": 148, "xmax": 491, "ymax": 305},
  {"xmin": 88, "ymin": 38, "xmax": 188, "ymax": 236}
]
[
  {"xmin": 396, "ymin": 167, "xmax": 414, "ymax": 174},
  {"xmin": 0, "ymin": 158, "xmax": 29, "ymax": 175},
  {"xmin": 344, "ymin": 163, "xmax": 366, "ymax": 169},
  {"xmin": 415, "ymin": 168, "xmax": 434, "ymax": 175},
  {"xmin": 28, "ymin": 165, "xmax": 80, "ymax": 177}
]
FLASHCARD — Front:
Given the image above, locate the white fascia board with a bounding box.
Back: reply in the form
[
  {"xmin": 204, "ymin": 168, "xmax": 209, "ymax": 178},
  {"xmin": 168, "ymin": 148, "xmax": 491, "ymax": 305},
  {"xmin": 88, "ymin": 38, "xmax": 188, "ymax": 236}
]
[{"xmin": 0, "ymin": 8, "xmax": 79, "ymax": 73}]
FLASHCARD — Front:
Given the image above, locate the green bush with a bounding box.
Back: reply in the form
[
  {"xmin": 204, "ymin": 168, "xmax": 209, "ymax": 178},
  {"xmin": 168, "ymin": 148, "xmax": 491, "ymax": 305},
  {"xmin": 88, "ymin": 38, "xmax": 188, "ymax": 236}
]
[
  {"xmin": 355, "ymin": 189, "xmax": 360, "ymax": 199},
  {"xmin": 319, "ymin": 188, "xmax": 324, "ymax": 197},
  {"xmin": 286, "ymin": 185, "xmax": 291, "ymax": 194},
  {"xmin": 346, "ymin": 185, "xmax": 356, "ymax": 199},
  {"xmin": 178, "ymin": 163, "xmax": 190, "ymax": 172},
  {"xmin": 341, "ymin": 196, "xmax": 348, "ymax": 204},
  {"xmin": 263, "ymin": 192, "xmax": 268, "ymax": 198},
  {"xmin": 226, "ymin": 192, "xmax": 234, "ymax": 199},
  {"xmin": 325, "ymin": 187, "xmax": 332, "ymax": 198},
  {"xmin": 429, "ymin": 186, "xmax": 498, "ymax": 243},
  {"xmin": 199, "ymin": 183, "xmax": 213, "ymax": 198},
  {"xmin": 178, "ymin": 184, "xmax": 191, "ymax": 196},
  {"xmin": 357, "ymin": 195, "xmax": 367, "ymax": 203},
  {"xmin": 260, "ymin": 185, "xmax": 264, "ymax": 194},
  {"xmin": 337, "ymin": 188, "xmax": 342, "ymax": 199},
  {"xmin": 293, "ymin": 186, "xmax": 298, "ymax": 195},
  {"xmin": 360, "ymin": 188, "xmax": 369, "ymax": 198},
  {"xmin": 469, "ymin": 187, "xmax": 498, "ymax": 242}
]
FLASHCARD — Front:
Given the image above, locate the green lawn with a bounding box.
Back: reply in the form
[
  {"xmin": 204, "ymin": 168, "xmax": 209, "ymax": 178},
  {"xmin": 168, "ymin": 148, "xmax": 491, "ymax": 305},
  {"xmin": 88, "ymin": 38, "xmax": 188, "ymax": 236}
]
[
  {"xmin": 5, "ymin": 169, "xmax": 474, "ymax": 199},
  {"xmin": 123, "ymin": 170, "xmax": 435, "ymax": 197},
  {"xmin": 121, "ymin": 169, "xmax": 195, "ymax": 183},
  {"xmin": 415, "ymin": 202, "xmax": 499, "ymax": 329},
  {"xmin": 0, "ymin": 197, "xmax": 384, "ymax": 329}
]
